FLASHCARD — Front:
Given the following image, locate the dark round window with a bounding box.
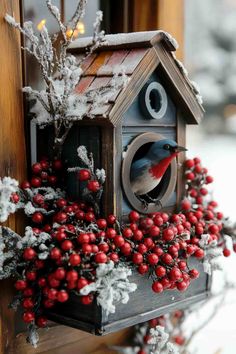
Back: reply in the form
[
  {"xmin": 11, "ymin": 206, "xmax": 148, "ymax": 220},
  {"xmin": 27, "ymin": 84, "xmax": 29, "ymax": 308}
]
[
  {"xmin": 139, "ymin": 81, "xmax": 168, "ymax": 120},
  {"xmin": 122, "ymin": 133, "xmax": 177, "ymax": 214}
]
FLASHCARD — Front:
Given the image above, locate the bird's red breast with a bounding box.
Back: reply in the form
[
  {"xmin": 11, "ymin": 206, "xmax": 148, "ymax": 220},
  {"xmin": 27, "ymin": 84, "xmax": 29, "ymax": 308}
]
[{"xmin": 149, "ymin": 153, "xmax": 178, "ymax": 179}]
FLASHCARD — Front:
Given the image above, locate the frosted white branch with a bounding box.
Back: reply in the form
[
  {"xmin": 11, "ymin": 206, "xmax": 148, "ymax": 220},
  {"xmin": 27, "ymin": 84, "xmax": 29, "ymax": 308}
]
[{"xmin": 80, "ymin": 261, "xmax": 137, "ymax": 315}]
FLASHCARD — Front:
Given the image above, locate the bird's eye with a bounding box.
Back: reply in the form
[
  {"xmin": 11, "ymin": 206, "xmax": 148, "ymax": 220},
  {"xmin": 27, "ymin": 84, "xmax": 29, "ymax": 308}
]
[{"xmin": 164, "ymin": 144, "xmax": 170, "ymax": 150}]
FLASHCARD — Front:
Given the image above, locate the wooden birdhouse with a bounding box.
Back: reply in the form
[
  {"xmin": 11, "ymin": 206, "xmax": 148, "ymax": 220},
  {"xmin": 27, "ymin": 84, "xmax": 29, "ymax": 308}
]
[
  {"xmin": 61, "ymin": 31, "xmax": 204, "ymax": 219},
  {"xmin": 44, "ymin": 32, "xmax": 209, "ymax": 335}
]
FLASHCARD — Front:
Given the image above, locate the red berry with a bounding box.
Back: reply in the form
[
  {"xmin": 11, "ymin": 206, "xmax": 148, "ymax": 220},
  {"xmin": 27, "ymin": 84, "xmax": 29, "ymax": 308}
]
[
  {"xmin": 97, "ymin": 219, "xmax": 107, "ymax": 229},
  {"xmin": 129, "ymin": 211, "xmax": 140, "ymax": 222},
  {"xmin": 56, "ymin": 198, "xmax": 67, "ymax": 208},
  {"xmin": 11, "ymin": 192, "xmax": 20, "ymax": 203},
  {"xmin": 50, "ymin": 247, "xmax": 61, "ymax": 260},
  {"xmin": 152, "ymin": 281, "xmax": 163, "ymax": 293},
  {"xmin": 189, "ymin": 269, "xmax": 199, "ymax": 279},
  {"xmin": 15, "ymin": 279, "xmax": 27, "ymax": 291},
  {"xmin": 155, "ymin": 266, "xmax": 166, "ymax": 278},
  {"xmin": 48, "ymin": 175, "xmax": 57, "ymax": 185},
  {"xmin": 194, "ymin": 248, "xmax": 205, "ymax": 259},
  {"xmin": 66, "ymin": 270, "xmax": 78, "ymax": 282},
  {"xmin": 114, "ymin": 235, "xmax": 125, "ymax": 248},
  {"xmin": 32, "ymin": 212, "xmax": 44, "ymax": 224},
  {"xmin": 81, "ymin": 294, "xmax": 93, "ymax": 305},
  {"xmin": 153, "ymin": 246, "xmax": 164, "ymax": 257},
  {"xmin": 223, "ymin": 248, "xmax": 231, "ymax": 257},
  {"xmin": 21, "ymin": 181, "xmax": 31, "ymax": 189},
  {"xmin": 69, "ymin": 254, "xmax": 81, "ymax": 266},
  {"xmin": 140, "ymin": 218, "xmax": 154, "ymax": 229},
  {"xmin": 56, "ymin": 231, "xmax": 67, "ymax": 242},
  {"xmin": 48, "ymin": 288, "xmax": 58, "ymax": 300},
  {"xmin": 173, "ymin": 335, "xmax": 185, "ymax": 346},
  {"xmin": 143, "ymin": 238, "xmax": 154, "ymax": 249},
  {"xmin": 77, "ymin": 278, "xmax": 89, "ymax": 290},
  {"xmin": 122, "ymin": 228, "xmax": 133, "ymax": 238},
  {"xmin": 95, "ymin": 252, "xmax": 107, "ymax": 263},
  {"xmin": 176, "ymin": 281, "xmax": 188, "ymax": 292},
  {"xmin": 149, "ymin": 225, "xmax": 160, "ymax": 237},
  {"xmin": 85, "ymin": 212, "xmax": 95, "ymax": 222},
  {"xmin": 186, "ymin": 245, "xmax": 195, "ymax": 255},
  {"xmin": 181, "ymin": 199, "xmax": 191, "ymax": 211},
  {"xmin": 106, "ymin": 228, "xmax": 117, "ymax": 239},
  {"xmin": 138, "ymin": 244, "xmax": 148, "ymax": 254},
  {"xmin": 23, "ymin": 288, "xmax": 34, "ymax": 297},
  {"xmin": 61, "ymin": 240, "xmax": 73, "ymax": 251},
  {"xmin": 121, "ymin": 242, "xmax": 132, "ymax": 256},
  {"xmin": 87, "ymin": 180, "xmax": 100, "ymax": 192},
  {"xmin": 22, "ymin": 311, "xmax": 35, "ymax": 323},
  {"xmin": 31, "ymin": 177, "xmax": 42, "ymax": 187},
  {"xmin": 54, "ymin": 211, "xmax": 67, "ymax": 224},
  {"xmin": 208, "ymin": 224, "xmax": 219, "ymax": 234},
  {"xmin": 36, "ymin": 316, "xmax": 48, "ymax": 328},
  {"xmin": 78, "ymin": 169, "xmax": 91, "ymax": 181},
  {"xmin": 133, "ymin": 230, "xmax": 143, "ymax": 241},
  {"xmin": 206, "ymin": 175, "xmax": 213, "ymax": 184},
  {"xmin": 160, "ymin": 277, "xmax": 171, "ymax": 289},
  {"xmin": 23, "ymin": 247, "xmax": 36, "ymax": 260},
  {"xmin": 52, "ymin": 159, "xmax": 63, "ymax": 170},
  {"xmin": 38, "ymin": 277, "xmax": 47, "ymax": 287},
  {"xmin": 147, "ymin": 253, "xmax": 159, "ymax": 265},
  {"xmin": 153, "ymin": 215, "xmax": 164, "ymax": 226},
  {"xmin": 132, "ymin": 252, "xmax": 143, "ymax": 264},
  {"xmin": 77, "ymin": 233, "xmax": 90, "ymax": 244},
  {"xmin": 107, "ymin": 214, "xmax": 117, "ymax": 225},
  {"xmin": 54, "ymin": 267, "xmax": 66, "ymax": 280},
  {"xmin": 162, "ymin": 228, "xmax": 175, "ymax": 242},
  {"xmin": 169, "ymin": 267, "xmax": 182, "ymax": 281},
  {"xmin": 178, "ymin": 261, "xmax": 187, "ymax": 271},
  {"xmin": 32, "ymin": 163, "xmax": 42, "ymax": 174},
  {"xmin": 138, "ymin": 263, "xmax": 149, "ymax": 275},
  {"xmin": 26, "ymin": 271, "xmax": 37, "ymax": 281},
  {"xmin": 185, "ymin": 172, "xmax": 195, "ymax": 181},
  {"xmin": 33, "ymin": 194, "xmax": 44, "ymax": 205},
  {"xmin": 57, "ymin": 290, "xmax": 69, "ymax": 302},
  {"xmin": 194, "ymin": 157, "xmax": 201, "ymax": 164},
  {"xmin": 161, "ymin": 253, "xmax": 173, "ymax": 265},
  {"xmin": 200, "ymin": 187, "xmax": 208, "ymax": 196},
  {"xmin": 109, "ymin": 252, "xmax": 119, "ymax": 262},
  {"xmin": 185, "ymin": 159, "xmax": 194, "ymax": 169},
  {"xmin": 82, "ymin": 243, "xmax": 92, "ymax": 254},
  {"xmin": 194, "ymin": 164, "xmax": 202, "ymax": 173}
]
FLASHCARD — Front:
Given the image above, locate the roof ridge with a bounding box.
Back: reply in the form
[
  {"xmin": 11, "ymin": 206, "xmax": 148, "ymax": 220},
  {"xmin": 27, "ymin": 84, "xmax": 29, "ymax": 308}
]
[{"xmin": 69, "ymin": 31, "xmax": 178, "ymax": 52}]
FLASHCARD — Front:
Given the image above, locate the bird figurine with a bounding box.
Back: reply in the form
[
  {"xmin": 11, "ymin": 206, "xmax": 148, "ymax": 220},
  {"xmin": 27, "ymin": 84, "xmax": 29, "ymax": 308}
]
[{"xmin": 130, "ymin": 139, "xmax": 187, "ymax": 207}]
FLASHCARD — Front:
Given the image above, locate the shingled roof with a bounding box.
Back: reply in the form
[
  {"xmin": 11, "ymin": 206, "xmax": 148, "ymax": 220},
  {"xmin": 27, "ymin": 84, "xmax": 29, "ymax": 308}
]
[{"xmin": 68, "ymin": 31, "xmax": 204, "ymax": 125}]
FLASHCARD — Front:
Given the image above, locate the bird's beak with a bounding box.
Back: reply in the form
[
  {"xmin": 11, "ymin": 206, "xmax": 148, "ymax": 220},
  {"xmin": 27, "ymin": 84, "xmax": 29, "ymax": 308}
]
[{"xmin": 174, "ymin": 145, "xmax": 188, "ymax": 152}]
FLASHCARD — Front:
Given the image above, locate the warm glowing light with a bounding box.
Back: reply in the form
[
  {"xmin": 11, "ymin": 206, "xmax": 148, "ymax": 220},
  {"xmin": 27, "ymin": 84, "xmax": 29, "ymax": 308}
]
[
  {"xmin": 37, "ymin": 19, "xmax": 46, "ymax": 31},
  {"xmin": 66, "ymin": 21, "xmax": 85, "ymax": 39}
]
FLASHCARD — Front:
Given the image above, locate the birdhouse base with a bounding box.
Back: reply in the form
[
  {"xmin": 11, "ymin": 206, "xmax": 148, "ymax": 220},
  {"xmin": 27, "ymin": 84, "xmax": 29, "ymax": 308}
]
[{"xmin": 46, "ymin": 258, "xmax": 210, "ymax": 335}]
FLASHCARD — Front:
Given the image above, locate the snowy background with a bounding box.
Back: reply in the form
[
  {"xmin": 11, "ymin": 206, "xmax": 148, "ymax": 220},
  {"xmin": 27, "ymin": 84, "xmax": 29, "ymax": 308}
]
[{"xmin": 185, "ymin": 1, "xmax": 236, "ymax": 353}]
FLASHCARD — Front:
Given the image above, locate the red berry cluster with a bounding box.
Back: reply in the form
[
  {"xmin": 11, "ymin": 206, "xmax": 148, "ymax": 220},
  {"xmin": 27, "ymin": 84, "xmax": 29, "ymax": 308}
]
[
  {"xmin": 11, "ymin": 156, "xmax": 232, "ymax": 328},
  {"xmin": 184, "ymin": 157, "xmax": 231, "ymax": 256}
]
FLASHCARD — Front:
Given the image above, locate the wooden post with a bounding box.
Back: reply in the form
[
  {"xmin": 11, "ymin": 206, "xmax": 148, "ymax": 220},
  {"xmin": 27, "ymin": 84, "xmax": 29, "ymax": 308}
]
[{"xmin": 0, "ymin": 1, "xmax": 26, "ymax": 353}]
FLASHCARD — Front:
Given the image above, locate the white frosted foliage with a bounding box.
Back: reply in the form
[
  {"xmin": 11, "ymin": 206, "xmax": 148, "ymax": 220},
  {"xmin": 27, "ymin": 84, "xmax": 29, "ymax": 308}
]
[{"xmin": 80, "ymin": 261, "xmax": 137, "ymax": 315}]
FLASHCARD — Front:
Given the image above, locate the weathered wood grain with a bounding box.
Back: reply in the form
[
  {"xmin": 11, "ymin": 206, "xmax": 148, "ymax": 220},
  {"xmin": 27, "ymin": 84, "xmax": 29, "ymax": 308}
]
[{"xmin": 0, "ymin": 1, "xmax": 27, "ymax": 354}]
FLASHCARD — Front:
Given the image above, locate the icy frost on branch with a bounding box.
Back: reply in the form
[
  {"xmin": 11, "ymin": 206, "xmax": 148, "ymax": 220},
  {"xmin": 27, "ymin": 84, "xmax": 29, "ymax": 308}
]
[
  {"xmin": 80, "ymin": 261, "xmax": 137, "ymax": 315},
  {"xmin": 148, "ymin": 326, "xmax": 179, "ymax": 354},
  {"xmin": 0, "ymin": 177, "xmax": 20, "ymax": 222},
  {"xmin": 200, "ymin": 234, "xmax": 223, "ymax": 275}
]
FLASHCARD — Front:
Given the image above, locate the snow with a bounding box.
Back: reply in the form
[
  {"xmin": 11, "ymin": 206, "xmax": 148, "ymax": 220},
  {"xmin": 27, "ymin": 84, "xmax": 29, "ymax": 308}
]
[
  {"xmin": 69, "ymin": 30, "xmax": 178, "ymax": 50},
  {"xmin": 0, "ymin": 177, "xmax": 20, "ymax": 222}
]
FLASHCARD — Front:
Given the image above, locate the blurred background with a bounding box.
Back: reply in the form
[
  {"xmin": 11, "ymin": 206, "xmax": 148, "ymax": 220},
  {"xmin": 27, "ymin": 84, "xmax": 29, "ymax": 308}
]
[{"xmin": 22, "ymin": 1, "xmax": 236, "ymax": 353}]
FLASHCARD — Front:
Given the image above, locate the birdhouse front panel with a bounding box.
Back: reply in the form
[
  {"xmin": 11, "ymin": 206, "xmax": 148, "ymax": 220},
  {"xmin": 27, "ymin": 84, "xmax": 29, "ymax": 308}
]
[{"xmin": 121, "ymin": 70, "xmax": 178, "ymax": 217}]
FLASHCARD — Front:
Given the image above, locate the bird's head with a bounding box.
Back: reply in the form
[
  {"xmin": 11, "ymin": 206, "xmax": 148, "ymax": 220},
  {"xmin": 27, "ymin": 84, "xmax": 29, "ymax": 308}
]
[{"xmin": 147, "ymin": 139, "xmax": 187, "ymax": 161}]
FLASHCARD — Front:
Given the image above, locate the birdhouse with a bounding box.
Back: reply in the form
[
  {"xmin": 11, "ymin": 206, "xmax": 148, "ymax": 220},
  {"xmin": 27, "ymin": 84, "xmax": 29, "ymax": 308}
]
[
  {"xmin": 61, "ymin": 31, "xmax": 204, "ymax": 219},
  {"xmin": 43, "ymin": 32, "xmax": 209, "ymax": 335}
]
